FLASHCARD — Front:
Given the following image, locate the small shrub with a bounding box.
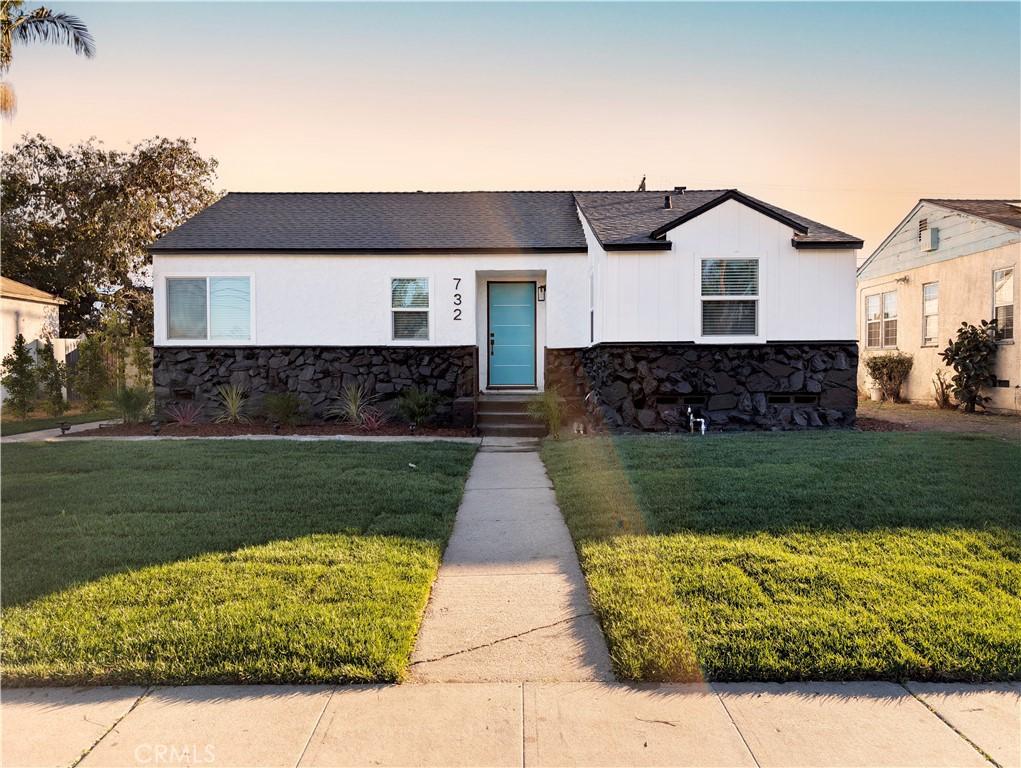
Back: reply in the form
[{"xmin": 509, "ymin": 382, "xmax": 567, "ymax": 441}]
[
  {"xmin": 35, "ymin": 338, "xmax": 67, "ymax": 417},
  {"xmin": 863, "ymin": 352, "xmax": 913, "ymax": 402},
  {"xmin": 213, "ymin": 384, "xmax": 250, "ymax": 424},
  {"xmin": 129, "ymin": 335, "xmax": 152, "ymax": 388},
  {"xmin": 164, "ymin": 400, "xmax": 203, "ymax": 426},
  {"xmin": 527, "ymin": 388, "xmax": 564, "ymax": 439},
  {"xmin": 932, "ymin": 369, "xmax": 954, "ymax": 410},
  {"xmin": 941, "ymin": 320, "xmax": 999, "ymax": 412},
  {"xmin": 111, "ymin": 386, "xmax": 153, "ymax": 423},
  {"xmin": 72, "ymin": 336, "xmax": 110, "ymax": 410},
  {"xmin": 262, "ymin": 392, "xmax": 302, "ymax": 425},
  {"xmin": 396, "ymin": 388, "xmax": 440, "ymax": 425},
  {"xmin": 1, "ymin": 333, "xmax": 37, "ymax": 418},
  {"xmin": 359, "ymin": 405, "xmax": 388, "ymax": 432},
  {"xmin": 325, "ymin": 383, "xmax": 380, "ymax": 426}
]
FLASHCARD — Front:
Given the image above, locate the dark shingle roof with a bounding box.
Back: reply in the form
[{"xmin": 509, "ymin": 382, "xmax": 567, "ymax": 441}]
[
  {"xmin": 922, "ymin": 199, "xmax": 1021, "ymax": 230},
  {"xmin": 151, "ymin": 192, "xmax": 588, "ymax": 252},
  {"xmin": 151, "ymin": 189, "xmax": 862, "ymax": 252},
  {"xmin": 574, "ymin": 190, "xmax": 863, "ymax": 249}
]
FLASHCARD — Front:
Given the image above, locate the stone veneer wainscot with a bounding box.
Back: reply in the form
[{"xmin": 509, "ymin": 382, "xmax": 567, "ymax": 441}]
[
  {"xmin": 545, "ymin": 343, "xmax": 858, "ymax": 431},
  {"xmin": 154, "ymin": 346, "xmax": 478, "ymax": 423}
]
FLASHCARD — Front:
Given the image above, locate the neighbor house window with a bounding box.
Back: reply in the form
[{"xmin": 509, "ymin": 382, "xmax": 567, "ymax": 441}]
[
  {"xmin": 922, "ymin": 282, "xmax": 939, "ymax": 346},
  {"xmin": 701, "ymin": 259, "xmax": 758, "ymax": 336},
  {"xmin": 167, "ymin": 277, "xmax": 251, "ymax": 341},
  {"xmin": 993, "ymin": 268, "xmax": 1014, "ymax": 341},
  {"xmin": 392, "ymin": 278, "xmax": 429, "ymax": 340},
  {"xmin": 865, "ymin": 290, "xmax": 897, "ymax": 348}
]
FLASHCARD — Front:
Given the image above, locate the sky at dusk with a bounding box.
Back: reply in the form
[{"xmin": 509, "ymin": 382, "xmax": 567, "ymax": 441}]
[{"xmin": 2, "ymin": 1, "xmax": 1019, "ymax": 253}]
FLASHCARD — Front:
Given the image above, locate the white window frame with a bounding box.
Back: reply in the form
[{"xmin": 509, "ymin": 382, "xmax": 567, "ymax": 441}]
[
  {"xmin": 921, "ymin": 282, "xmax": 939, "ymax": 347},
  {"xmin": 390, "ymin": 276, "xmax": 432, "ymax": 344},
  {"xmin": 993, "ymin": 267, "xmax": 1014, "ymax": 343},
  {"xmin": 865, "ymin": 290, "xmax": 897, "ymax": 349},
  {"xmin": 698, "ymin": 257, "xmax": 760, "ymax": 340},
  {"xmin": 164, "ymin": 273, "xmax": 255, "ymax": 345}
]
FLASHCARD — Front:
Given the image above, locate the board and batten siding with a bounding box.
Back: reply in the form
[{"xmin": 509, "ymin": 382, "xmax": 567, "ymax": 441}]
[
  {"xmin": 585, "ymin": 198, "xmax": 858, "ymax": 344},
  {"xmin": 152, "ymin": 251, "xmax": 590, "ymax": 348}
]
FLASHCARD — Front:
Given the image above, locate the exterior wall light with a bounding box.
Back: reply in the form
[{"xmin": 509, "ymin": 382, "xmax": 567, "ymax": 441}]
[{"xmin": 537, "ymin": 285, "xmax": 546, "ymax": 302}]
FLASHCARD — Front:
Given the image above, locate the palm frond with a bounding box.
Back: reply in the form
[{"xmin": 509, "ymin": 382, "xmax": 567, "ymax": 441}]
[
  {"xmin": 0, "ymin": 80, "xmax": 15, "ymax": 118},
  {"xmin": 12, "ymin": 8, "xmax": 95, "ymax": 58}
]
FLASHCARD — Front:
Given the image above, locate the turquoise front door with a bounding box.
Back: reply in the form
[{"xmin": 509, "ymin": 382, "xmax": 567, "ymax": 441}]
[{"xmin": 488, "ymin": 282, "xmax": 536, "ymax": 387}]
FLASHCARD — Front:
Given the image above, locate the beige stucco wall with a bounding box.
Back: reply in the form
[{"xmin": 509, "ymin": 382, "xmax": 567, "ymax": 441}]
[
  {"xmin": 856, "ymin": 242, "xmax": 1021, "ymax": 412},
  {"xmin": 1, "ymin": 297, "xmax": 60, "ymax": 360}
]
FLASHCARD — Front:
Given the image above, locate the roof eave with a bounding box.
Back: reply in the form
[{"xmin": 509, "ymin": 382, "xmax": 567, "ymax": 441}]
[
  {"xmin": 792, "ymin": 239, "xmax": 863, "ymax": 250},
  {"xmin": 603, "ymin": 242, "xmax": 673, "ymax": 251},
  {"xmin": 149, "ymin": 245, "xmax": 589, "ymax": 255}
]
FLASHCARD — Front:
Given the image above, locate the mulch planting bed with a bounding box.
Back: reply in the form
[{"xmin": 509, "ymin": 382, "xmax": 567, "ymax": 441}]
[{"xmin": 73, "ymin": 422, "xmax": 474, "ymax": 438}]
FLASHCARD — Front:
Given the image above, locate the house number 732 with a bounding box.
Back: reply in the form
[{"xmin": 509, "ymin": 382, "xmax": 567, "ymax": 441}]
[{"xmin": 452, "ymin": 277, "xmax": 463, "ymax": 320}]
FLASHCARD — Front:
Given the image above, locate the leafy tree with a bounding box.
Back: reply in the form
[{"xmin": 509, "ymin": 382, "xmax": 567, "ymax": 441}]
[
  {"xmin": 129, "ymin": 334, "xmax": 151, "ymax": 388},
  {"xmin": 1, "ymin": 134, "xmax": 220, "ymax": 336},
  {"xmin": 940, "ymin": 320, "xmax": 999, "ymax": 412},
  {"xmin": 1, "ymin": 0, "xmax": 95, "ymax": 118},
  {"xmin": 71, "ymin": 335, "xmax": 109, "ymax": 410},
  {"xmin": 35, "ymin": 337, "xmax": 66, "ymax": 416},
  {"xmin": 1, "ymin": 332, "xmax": 36, "ymax": 417}
]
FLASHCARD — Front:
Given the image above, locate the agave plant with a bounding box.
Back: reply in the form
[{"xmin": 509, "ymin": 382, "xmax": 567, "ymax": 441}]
[
  {"xmin": 325, "ymin": 383, "xmax": 380, "ymax": 426},
  {"xmin": 164, "ymin": 400, "xmax": 203, "ymax": 427},
  {"xmin": 213, "ymin": 384, "xmax": 250, "ymax": 424}
]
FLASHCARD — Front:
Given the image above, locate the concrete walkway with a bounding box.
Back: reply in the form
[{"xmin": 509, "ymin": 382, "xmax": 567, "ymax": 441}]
[
  {"xmin": 3, "ymin": 681, "xmax": 1016, "ymax": 767},
  {"xmin": 0, "ymin": 420, "xmax": 113, "ymax": 443},
  {"xmin": 409, "ymin": 441, "xmax": 614, "ymax": 682}
]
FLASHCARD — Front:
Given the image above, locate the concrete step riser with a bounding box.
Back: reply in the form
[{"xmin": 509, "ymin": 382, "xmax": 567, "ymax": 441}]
[
  {"xmin": 478, "ymin": 425, "xmax": 547, "ymax": 438},
  {"xmin": 477, "ymin": 413, "xmax": 536, "ymax": 426},
  {"xmin": 476, "ymin": 400, "xmax": 540, "ymax": 414}
]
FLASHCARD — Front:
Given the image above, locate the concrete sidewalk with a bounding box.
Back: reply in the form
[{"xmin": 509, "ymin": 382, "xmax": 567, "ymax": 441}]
[
  {"xmin": 408, "ymin": 444, "xmax": 613, "ymax": 682},
  {"xmin": 3, "ymin": 681, "xmax": 1016, "ymax": 767},
  {"xmin": 0, "ymin": 420, "xmax": 113, "ymax": 443}
]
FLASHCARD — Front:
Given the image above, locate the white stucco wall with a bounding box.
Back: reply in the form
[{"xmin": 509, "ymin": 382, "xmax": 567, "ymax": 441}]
[
  {"xmin": 153, "ymin": 251, "xmax": 590, "ymax": 349},
  {"xmin": 586, "ymin": 198, "xmax": 858, "ymax": 344}
]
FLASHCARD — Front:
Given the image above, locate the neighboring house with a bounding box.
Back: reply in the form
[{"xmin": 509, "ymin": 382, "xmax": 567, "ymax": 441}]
[
  {"xmin": 857, "ymin": 199, "xmax": 1021, "ymax": 413},
  {"xmin": 150, "ymin": 189, "xmax": 862, "ymax": 430},
  {"xmin": 0, "ymin": 276, "xmax": 68, "ymax": 401}
]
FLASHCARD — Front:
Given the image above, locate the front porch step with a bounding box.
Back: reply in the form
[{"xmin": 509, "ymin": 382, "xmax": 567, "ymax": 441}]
[
  {"xmin": 476, "ymin": 394, "xmax": 541, "ymax": 412},
  {"xmin": 477, "ymin": 423, "xmax": 547, "ymax": 438},
  {"xmin": 475, "ymin": 393, "xmax": 546, "ymax": 437},
  {"xmin": 477, "ymin": 410, "xmax": 535, "ymax": 427}
]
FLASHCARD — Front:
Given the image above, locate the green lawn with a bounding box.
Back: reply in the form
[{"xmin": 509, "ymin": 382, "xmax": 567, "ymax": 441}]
[
  {"xmin": 1, "ymin": 440, "xmax": 476, "ymax": 685},
  {"xmin": 0, "ymin": 407, "xmax": 118, "ymax": 436},
  {"xmin": 542, "ymin": 432, "xmax": 1021, "ymax": 682}
]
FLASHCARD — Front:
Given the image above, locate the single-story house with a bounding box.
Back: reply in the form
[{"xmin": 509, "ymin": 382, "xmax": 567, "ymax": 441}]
[
  {"xmin": 857, "ymin": 199, "xmax": 1020, "ymax": 413},
  {"xmin": 0, "ymin": 276, "xmax": 69, "ymax": 401},
  {"xmin": 150, "ymin": 188, "xmax": 862, "ymax": 431}
]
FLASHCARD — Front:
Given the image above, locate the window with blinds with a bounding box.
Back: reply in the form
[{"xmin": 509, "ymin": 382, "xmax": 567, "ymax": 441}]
[
  {"xmin": 167, "ymin": 277, "xmax": 251, "ymax": 341},
  {"xmin": 392, "ymin": 278, "xmax": 429, "ymax": 341},
  {"xmin": 993, "ymin": 268, "xmax": 1014, "ymax": 341},
  {"xmin": 865, "ymin": 290, "xmax": 897, "ymax": 348},
  {"xmin": 700, "ymin": 259, "xmax": 758, "ymax": 336},
  {"xmin": 167, "ymin": 278, "xmax": 208, "ymax": 340},
  {"xmin": 922, "ymin": 282, "xmax": 939, "ymax": 346}
]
